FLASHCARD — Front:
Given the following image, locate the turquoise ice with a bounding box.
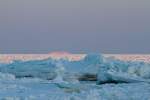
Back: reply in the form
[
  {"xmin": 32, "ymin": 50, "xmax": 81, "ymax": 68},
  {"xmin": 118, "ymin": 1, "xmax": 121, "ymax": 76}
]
[{"xmin": 0, "ymin": 54, "xmax": 150, "ymax": 100}]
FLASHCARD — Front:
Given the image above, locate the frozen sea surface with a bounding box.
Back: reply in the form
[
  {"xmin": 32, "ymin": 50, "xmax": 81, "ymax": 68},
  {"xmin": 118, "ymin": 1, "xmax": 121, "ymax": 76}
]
[{"xmin": 0, "ymin": 54, "xmax": 150, "ymax": 100}]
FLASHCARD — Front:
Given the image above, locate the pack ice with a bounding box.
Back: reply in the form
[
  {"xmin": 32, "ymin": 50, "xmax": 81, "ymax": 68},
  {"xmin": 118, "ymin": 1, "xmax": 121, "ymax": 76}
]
[{"xmin": 0, "ymin": 54, "xmax": 150, "ymax": 100}]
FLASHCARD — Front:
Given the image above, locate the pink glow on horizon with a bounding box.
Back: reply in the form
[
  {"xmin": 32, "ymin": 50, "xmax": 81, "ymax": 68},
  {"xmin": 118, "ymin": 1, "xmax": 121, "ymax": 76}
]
[{"xmin": 49, "ymin": 51, "xmax": 71, "ymax": 56}]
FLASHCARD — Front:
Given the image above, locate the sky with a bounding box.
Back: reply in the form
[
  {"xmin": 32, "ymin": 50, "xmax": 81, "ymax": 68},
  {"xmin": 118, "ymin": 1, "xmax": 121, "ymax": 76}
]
[{"xmin": 0, "ymin": 0, "xmax": 150, "ymax": 54}]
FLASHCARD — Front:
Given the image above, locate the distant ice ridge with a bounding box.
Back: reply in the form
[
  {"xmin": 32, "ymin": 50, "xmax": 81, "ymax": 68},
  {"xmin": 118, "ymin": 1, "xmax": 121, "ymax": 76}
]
[
  {"xmin": 1, "ymin": 53, "xmax": 150, "ymax": 83},
  {"xmin": 0, "ymin": 54, "xmax": 150, "ymax": 99},
  {"xmin": 0, "ymin": 58, "xmax": 57, "ymax": 80},
  {"xmin": 0, "ymin": 54, "xmax": 103, "ymax": 82}
]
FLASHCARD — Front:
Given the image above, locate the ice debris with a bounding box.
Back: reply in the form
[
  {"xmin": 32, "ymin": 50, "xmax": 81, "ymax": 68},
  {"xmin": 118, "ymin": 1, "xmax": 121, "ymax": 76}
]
[
  {"xmin": 0, "ymin": 54, "xmax": 150, "ymax": 99},
  {"xmin": 97, "ymin": 58, "xmax": 150, "ymax": 84},
  {"xmin": 0, "ymin": 53, "xmax": 103, "ymax": 82}
]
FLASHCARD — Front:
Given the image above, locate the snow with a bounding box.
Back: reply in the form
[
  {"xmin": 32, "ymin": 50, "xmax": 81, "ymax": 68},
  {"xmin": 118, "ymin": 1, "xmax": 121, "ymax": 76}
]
[{"xmin": 0, "ymin": 54, "xmax": 150, "ymax": 100}]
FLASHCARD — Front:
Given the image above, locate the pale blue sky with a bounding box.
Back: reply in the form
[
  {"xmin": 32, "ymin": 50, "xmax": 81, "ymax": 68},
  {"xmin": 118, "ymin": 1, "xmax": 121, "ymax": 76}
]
[{"xmin": 0, "ymin": 0, "xmax": 150, "ymax": 53}]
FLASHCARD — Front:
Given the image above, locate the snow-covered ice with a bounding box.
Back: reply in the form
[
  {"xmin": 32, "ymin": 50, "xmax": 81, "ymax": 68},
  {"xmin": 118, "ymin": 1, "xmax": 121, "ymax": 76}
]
[{"xmin": 0, "ymin": 54, "xmax": 150, "ymax": 100}]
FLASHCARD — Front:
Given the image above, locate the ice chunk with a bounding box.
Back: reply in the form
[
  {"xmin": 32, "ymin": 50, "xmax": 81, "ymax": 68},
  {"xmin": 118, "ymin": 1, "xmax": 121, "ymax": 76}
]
[
  {"xmin": 0, "ymin": 58, "xmax": 57, "ymax": 80},
  {"xmin": 62, "ymin": 53, "xmax": 104, "ymax": 81},
  {"xmin": 97, "ymin": 58, "xmax": 150, "ymax": 84},
  {"xmin": 0, "ymin": 72, "xmax": 15, "ymax": 81},
  {"xmin": 0, "ymin": 54, "xmax": 104, "ymax": 82}
]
